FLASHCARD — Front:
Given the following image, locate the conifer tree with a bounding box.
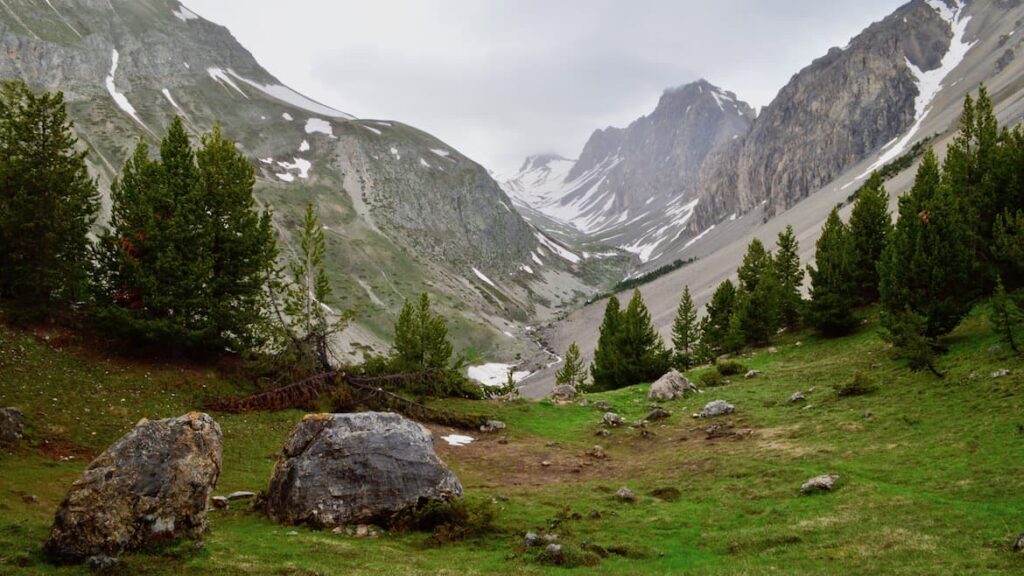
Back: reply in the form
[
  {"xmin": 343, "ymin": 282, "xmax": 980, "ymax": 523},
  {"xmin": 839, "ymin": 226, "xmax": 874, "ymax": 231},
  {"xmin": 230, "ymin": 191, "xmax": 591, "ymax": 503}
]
[
  {"xmin": 701, "ymin": 279, "xmax": 736, "ymax": 355},
  {"xmin": 722, "ymin": 290, "xmax": 748, "ymax": 354},
  {"xmin": 991, "ymin": 277, "xmax": 1021, "ymax": 353},
  {"xmin": 994, "ymin": 210, "xmax": 1024, "ymax": 288},
  {"xmin": 848, "ymin": 172, "xmax": 891, "ymax": 303},
  {"xmin": 671, "ymin": 286, "xmax": 699, "ymax": 369},
  {"xmin": 742, "ymin": 259, "xmax": 782, "ymax": 344},
  {"xmin": 807, "ymin": 208, "xmax": 857, "ymax": 336},
  {"xmin": 737, "ymin": 238, "xmax": 771, "ymax": 293},
  {"xmin": 880, "ymin": 149, "xmax": 977, "ymax": 342},
  {"xmin": 0, "ymin": 81, "xmax": 98, "ymax": 314},
  {"xmin": 590, "ymin": 295, "xmax": 622, "ymax": 391},
  {"xmin": 773, "ymin": 225, "xmax": 804, "ymax": 328},
  {"xmin": 618, "ymin": 289, "xmax": 671, "ymax": 386},
  {"xmin": 555, "ymin": 342, "xmax": 586, "ymax": 388},
  {"xmin": 392, "ymin": 293, "xmax": 453, "ymax": 372}
]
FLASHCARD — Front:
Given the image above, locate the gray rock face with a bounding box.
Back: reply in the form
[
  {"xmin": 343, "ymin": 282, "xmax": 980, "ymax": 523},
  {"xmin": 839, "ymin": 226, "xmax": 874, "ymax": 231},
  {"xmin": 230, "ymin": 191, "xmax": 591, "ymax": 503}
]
[
  {"xmin": 0, "ymin": 407, "xmax": 26, "ymax": 442},
  {"xmin": 699, "ymin": 400, "xmax": 735, "ymax": 418},
  {"xmin": 550, "ymin": 385, "xmax": 576, "ymax": 402},
  {"xmin": 264, "ymin": 412, "xmax": 462, "ymax": 528},
  {"xmin": 801, "ymin": 474, "xmax": 840, "ymax": 494},
  {"xmin": 45, "ymin": 413, "xmax": 222, "ymax": 563},
  {"xmin": 647, "ymin": 369, "xmax": 697, "ymax": 401}
]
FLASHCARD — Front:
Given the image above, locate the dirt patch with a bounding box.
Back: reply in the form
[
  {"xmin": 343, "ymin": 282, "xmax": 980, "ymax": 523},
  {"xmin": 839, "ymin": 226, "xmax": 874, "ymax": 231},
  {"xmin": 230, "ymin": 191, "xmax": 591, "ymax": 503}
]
[{"xmin": 35, "ymin": 436, "xmax": 97, "ymax": 462}]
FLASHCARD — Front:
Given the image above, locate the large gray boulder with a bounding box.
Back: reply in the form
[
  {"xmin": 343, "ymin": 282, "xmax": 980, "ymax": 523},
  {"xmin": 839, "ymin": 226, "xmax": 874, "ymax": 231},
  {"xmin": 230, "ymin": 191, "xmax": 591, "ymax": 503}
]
[
  {"xmin": 264, "ymin": 412, "xmax": 462, "ymax": 528},
  {"xmin": 699, "ymin": 400, "xmax": 735, "ymax": 418},
  {"xmin": 550, "ymin": 385, "xmax": 576, "ymax": 402},
  {"xmin": 0, "ymin": 407, "xmax": 26, "ymax": 442},
  {"xmin": 647, "ymin": 369, "xmax": 697, "ymax": 401},
  {"xmin": 45, "ymin": 413, "xmax": 222, "ymax": 564}
]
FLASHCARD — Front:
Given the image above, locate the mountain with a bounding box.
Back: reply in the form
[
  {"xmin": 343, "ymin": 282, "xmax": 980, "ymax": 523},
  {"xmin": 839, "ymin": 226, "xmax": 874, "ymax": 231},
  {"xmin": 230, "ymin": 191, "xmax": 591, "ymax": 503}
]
[
  {"xmin": 503, "ymin": 80, "xmax": 754, "ymax": 263},
  {"xmin": 522, "ymin": 0, "xmax": 1024, "ymax": 397},
  {"xmin": 0, "ymin": 0, "xmax": 612, "ymax": 368}
]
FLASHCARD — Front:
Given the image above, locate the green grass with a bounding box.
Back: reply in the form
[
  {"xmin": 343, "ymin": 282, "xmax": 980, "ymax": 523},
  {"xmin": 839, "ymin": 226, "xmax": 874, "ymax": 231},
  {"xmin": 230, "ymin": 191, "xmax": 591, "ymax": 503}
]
[{"xmin": 1, "ymin": 304, "xmax": 1023, "ymax": 574}]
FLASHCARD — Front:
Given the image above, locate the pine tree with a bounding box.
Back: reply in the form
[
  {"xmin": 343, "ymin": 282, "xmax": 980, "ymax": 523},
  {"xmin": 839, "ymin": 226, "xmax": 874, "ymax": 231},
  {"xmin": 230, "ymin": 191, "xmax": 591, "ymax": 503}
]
[
  {"xmin": 994, "ymin": 210, "xmax": 1024, "ymax": 289},
  {"xmin": 0, "ymin": 81, "xmax": 99, "ymax": 315},
  {"xmin": 773, "ymin": 225, "xmax": 804, "ymax": 328},
  {"xmin": 880, "ymin": 149, "xmax": 978, "ymax": 343},
  {"xmin": 883, "ymin": 310, "xmax": 940, "ymax": 376},
  {"xmin": 618, "ymin": 289, "xmax": 671, "ymax": 386},
  {"xmin": 671, "ymin": 286, "xmax": 699, "ymax": 369},
  {"xmin": 590, "ymin": 295, "xmax": 623, "ymax": 391},
  {"xmin": 742, "ymin": 259, "xmax": 782, "ymax": 344},
  {"xmin": 737, "ymin": 238, "xmax": 771, "ymax": 293},
  {"xmin": 392, "ymin": 293, "xmax": 453, "ymax": 372},
  {"xmin": 555, "ymin": 342, "xmax": 586, "ymax": 388},
  {"xmin": 807, "ymin": 208, "xmax": 857, "ymax": 336},
  {"xmin": 722, "ymin": 290, "xmax": 748, "ymax": 354},
  {"xmin": 848, "ymin": 171, "xmax": 891, "ymax": 303},
  {"xmin": 991, "ymin": 277, "xmax": 1021, "ymax": 353},
  {"xmin": 701, "ymin": 279, "xmax": 737, "ymax": 355}
]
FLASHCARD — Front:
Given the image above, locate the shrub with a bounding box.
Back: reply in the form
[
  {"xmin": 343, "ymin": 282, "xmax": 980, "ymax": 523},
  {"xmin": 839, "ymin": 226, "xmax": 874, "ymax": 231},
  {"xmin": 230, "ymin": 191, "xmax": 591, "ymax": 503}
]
[
  {"xmin": 716, "ymin": 361, "xmax": 747, "ymax": 376},
  {"xmin": 836, "ymin": 372, "xmax": 878, "ymax": 397},
  {"xmin": 404, "ymin": 498, "xmax": 498, "ymax": 544},
  {"xmin": 699, "ymin": 371, "xmax": 726, "ymax": 388},
  {"xmin": 535, "ymin": 542, "xmax": 602, "ymax": 568}
]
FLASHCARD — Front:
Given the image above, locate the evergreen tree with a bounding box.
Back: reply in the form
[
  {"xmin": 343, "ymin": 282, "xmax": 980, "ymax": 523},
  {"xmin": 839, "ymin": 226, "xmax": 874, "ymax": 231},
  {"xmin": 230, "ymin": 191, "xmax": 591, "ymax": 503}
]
[
  {"xmin": 773, "ymin": 225, "xmax": 804, "ymax": 328},
  {"xmin": 617, "ymin": 289, "xmax": 671, "ymax": 386},
  {"xmin": 391, "ymin": 293, "xmax": 453, "ymax": 372},
  {"xmin": 994, "ymin": 210, "xmax": 1024, "ymax": 289},
  {"xmin": 95, "ymin": 118, "xmax": 276, "ymax": 349},
  {"xmin": 742, "ymin": 259, "xmax": 782, "ymax": 344},
  {"xmin": 590, "ymin": 295, "xmax": 623, "ymax": 390},
  {"xmin": 880, "ymin": 149, "xmax": 978, "ymax": 343},
  {"xmin": 671, "ymin": 286, "xmax": 699, "ymax": 369},
  {"xmin": 883, "ymin": 310, "xmax": 940, "ymax": 376},
  {"xmin": 555, "ymin": 342, "xmax": 586, "ymax": 388},
  {"xmin": 722, "ymin": 290, "xmax": 749, "ymax": 354},
  {"xmin": 807, "ymin": 208, "xmax": 858, "ymax": 336},
  {"xmin": 848, "ymin": 171, "xmax": 892, "ymax": 303},
  {"xmin": 990, "ymin": 277, "xmax": 1021, "ymax": 353},
  {"xmin": 701, "ymin": 279, "xmax": 736, "ymax": 355},
  {"xmin": 0, "ymin": 81, "xmax": 99, "ymax": 314},
  {"xmin": 737, "ymin": 238, "xmax": 771, "ymax": 293}
]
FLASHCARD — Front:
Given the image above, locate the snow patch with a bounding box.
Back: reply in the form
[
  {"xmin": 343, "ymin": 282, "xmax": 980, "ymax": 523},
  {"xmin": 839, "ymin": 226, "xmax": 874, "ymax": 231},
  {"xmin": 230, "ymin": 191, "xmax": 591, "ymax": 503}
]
[
  {"xmin": 105, "ymin": 50, "xmax": 148, "ymax": 129},
  {"xmin": 430, "ymin": 148, "xmax": 451, "ymax": 158},
  {"xmin": 225, "ymin": 70, "xmax": 354, "ymax": 119},
  {"xmin": 361, "ymin": 124, "xmax": 381, "ymax": 136},
  {"xmin": 276, "ymin": 157, "xmax": 311, "ymax": 180},
  {"xmin": 534, "ymin": 233, "xmax": 581, "ymax": 264},
  {"xmin": 472, "ymin": 267, "xmax": 497, "ymax": 288},
  {"xmin": 390, "ymin": 147, "xmax": 401, "ymax": 160},
  {"xmin": 160, "ymin": 88, "xmax": 185, "ymax": 116},
  {"xmin": 282, "ymin": 112, "xmax": 293, "ymax": 121},
  {"xmin": 520, "ymin": 264, "xmax": 534, "ymax": 274},
  {"xmin": 304, "ymin": 118, "xmax": 333, "ymax": 137},
  {"xmin": 468, "ymin": 363, "xmax": 531, "ymax": 387},
  {"xmin": 299, "ymin": 140, "xmax": 310, "ymax": 152},
  {"xmin": 441, "ymin": 434, "xmax": 474, "ymax": 447},
  {"xmin": 419, "ymin": 158, "xmax": 431, "ymax": 169},
  {"xmin": 683, "ymin": 225, "xmax": 716, "ymax": 250},
  {"xmin": 172, "ymin": 4, "xmax": 199, "ymax": 21},
  {"xmin": 207, "ymin": 67, "xmax": 248, "ymax": 98}
]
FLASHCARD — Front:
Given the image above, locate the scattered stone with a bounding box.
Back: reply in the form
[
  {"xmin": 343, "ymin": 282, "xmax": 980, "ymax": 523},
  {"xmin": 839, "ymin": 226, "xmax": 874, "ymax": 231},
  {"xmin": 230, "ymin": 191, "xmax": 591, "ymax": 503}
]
[
  {"xmin": 226, "ymin": 491, "xmax": 255, "ymax": 501},
  {"xmin": 264, "ymin": 412, "xmax": 462, "ymax": 528},
  {"xmin": 497, "ymin": 436, "xmax": 509, "ymax": 445},
  {"xmin": 479, "ymin": 420, "xmax": 506, "ymax": 433},
  {"xmin": 0, "ymin": 407, "xmax": 26, "ymax": 443},
  {"xmin": 354, "ymin": 524, "xmax": 378, "ymax": 538},
  {"xmin": 594, "ymin": 401, "xmax": 614, "ymax": 412},
  {"xmin": 802, "ymin": 404, "xmax": 814, "ymax": 411},
  {"xmin": 647, "ymin": 369, "xmax": 698, "ymax": 401},
  {"xmin": 542, "ymin": 533, "xmax": 560, "ymax": 543},
  {"xmin": 801, "ymin": 474, "xmax": 840, "ymax": 494},
  {"xmin": 1013, "ymin": 532, "xmax": 1024, "ymax": 552},
  {"xmin": 698, "ymin": 400, "xmax": 734, "ymax": 418},
  {"xmin": 22, "ymin": 494, "xmax": 39, "ymax": 505},
  {"xmin": 544, "ymin": 543, "xmax": 564, "ymax": 563},
  {"xmin": 586, "ymin": 445, "xmax": 606, "ymax": 459},
  {"xmin": 744, "ymin": 370, "xmax": 761, "ymax": 379},
  {"xmin": 286, "ymin": 530, "xmax": 299, "ymax": 536},
  {"xmin": 807, "ymin": 387, "xmax": 816, "ymax": 393},
  {"xmin": 616, "ymin": 487, "xmax": 637, "ymax": 503},
  {"xmin": 544, "ymin": 441, "xmax": 559, "ymax": 448},
  {"xmin": 85, "ymin": 555, "xmax": 119, "ymax": 572},
  {"xmin": 767, "ymin": 347, "xmax": 778, "ymax": 354},
  {"xmin": 645, "ymin": 407, "xmax": 672, "ymax": 421},
  {"xmin": 863, "ymin": 411, "xmax": 873, "ymax": 419},
  {"xmin": 210, "ymin": 496, "xmax": 229, "ymax": 510},
  {"xmin": 550, "ymin": 385, "xmax": 576, "ymax": 402},
  {"xmin": 992, "ymin": 369, "xmax": 1011, "ymax": 379},
  {"xmin": 795, "ymin": 341, "xmax": 804, "ymax": 347},
  {"xmin": 577, "ymin": 399, "xmax": 590, "ymax": 407},
  {"xmin": 787, "ymin": 391, "xmax": 806, "ymax": 404},
  {"xmin": 523, "ymin": 532, "xmax": 541, "ymax": 547},
  {"xmin": 541, "ymin": 460, "xmax": 552, "ymax": 467},
  {"xmin": 601, "ymin": 412, "xmax": 624, "ymax": 427},
  {"xmin": 588, "ymin": 510, "xmax": 602, "ymax": 520},
  {"xmin": 44, "ymin": 413, "xmax": 222, "ymax": 564},
  {"xmin": 595, "ymin": 429, "xmax": 611, "ymax": 437}
]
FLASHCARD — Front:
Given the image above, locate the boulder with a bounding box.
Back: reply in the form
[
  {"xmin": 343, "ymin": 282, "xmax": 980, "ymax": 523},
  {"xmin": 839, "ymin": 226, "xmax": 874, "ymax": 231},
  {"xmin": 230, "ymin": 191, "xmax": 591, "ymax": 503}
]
[
  {"xmin": 45, "ymin": 413, "xmax": 222, "ymax": 564},
  {"xmin": 601, "ymin": 412, "xmax": 624, "ymax": 427},
  {"xmin": 801, "ymin": 474, "xmax": 840, "ymax": 494},
  {"xmin": 616, "ymin": 487, "xmax": 637, "ymax": 503},
  {"xmin": 699, "ymin": 400, "xmax": 735, "ymax": 418},
  {"xmin": 787, "ymin": 391, "xmax": 806, "ymax": 404},
  {"xmin": 647, "ymin": 369, "xmax": 697, "ymax": 401},
  {"xmin": 645, "ymin": 407, "xmax": 672, "ymax": 421},
  {"xmin": 264, "ymin": 412, "xmax": 462, "ymax": 528},
  {"xmin": 0, "ymin": 407, "xmax": 26, "ymax": 443},
  {"xmin": 586, "ymin": 445, "xmax": 606, "ymax": 459},
  {"xmin": 480, "ymin": 419, "xmax": 506, "ymax": 433},
  {"xmin": 550, "ymin": 385, "xmax": 576, "ymax": 402}
]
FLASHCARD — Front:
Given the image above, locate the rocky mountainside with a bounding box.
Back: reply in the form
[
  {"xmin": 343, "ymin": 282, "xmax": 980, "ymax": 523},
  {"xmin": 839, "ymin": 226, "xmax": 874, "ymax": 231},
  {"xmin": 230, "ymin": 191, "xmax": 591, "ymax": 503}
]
[
  {"xmin": 0, "ymin": 0, "xmax": 614, "ymax": 368},
  {"xmin": 503, "ymin": 80, "xmax": 754, "ymax": 263}
]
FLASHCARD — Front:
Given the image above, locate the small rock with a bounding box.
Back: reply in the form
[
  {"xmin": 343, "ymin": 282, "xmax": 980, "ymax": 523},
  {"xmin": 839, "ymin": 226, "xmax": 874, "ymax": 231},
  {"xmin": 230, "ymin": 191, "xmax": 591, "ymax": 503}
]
[
  {"xmin": 541, "ymin": 461, "xmax": 551, "ymax": 467},
  {"xmin": 601, "ymin": 412, "xmax": 624, "ymax": 427},
  {"xmin": 801, "ymin": 474, "xmax": 840, "ymax": 494},
  {"xmin": 795, "ymin": 341, "xmax": 803, "ymax": 347},
  {"xmin": 22, "ymin": 494, "xmax": 39, "ymax": 505},
  {"xmin": 210, "ymin": 496, "xmax": 229, "ymax": 510},
  {"xmin": 767, "ymin": 346, "xmax": 778, "ymax": 354},
  {"xmin": 355, "ymin": 524, "xmax": 378, "ymax": 538},
  {"xmin": 85, "ymin": 555, "xmax": 119, "ymax": 572},
  {"xmin": 577, "ymin": 399, "xmax": 590, "ymax": 407},
  {"xmin": 542, "ymin": 533, "xmax": 560, "ymax": 543},
  {"xmin": 863, "ymin": 411, "xmax": 873, "ymax": 419},
  {"xmin": 647, "ymin": 369, "xmax": 698, "ymax": 401},
  {"xmin": 0, "ymin": 407, "xmax": 26, "ymax": 443},
  {"xmin": 1013, "ymin": 532, "xmax": 1024, "ymax": 552},
  {"xmin": 544, "ymin": 543, "xmax": 564, "ymax": 563},
  {"xmin": 595, "ymin": 428, "xmax": 610, "ymax": 437},
  {"xmin": 497, "ymin": 436, "xmax": 509, "ymax": 445},
  {"xmin": 588, "ymin": 510, "xmax": 602, "ymax": 519},
  {"xmin": 744, "ymin": 370, "xmax": 761, "ymax": 379},
  {"xmin": 479, "ymin": 420, "xmax": 507, "ymax": 433},
  {"xmin": 523, "ymin": 532, "xmax": 541, "ymax": 547},
  {"xmin": 992, "ymin": 369, "xmax": 1011, "ymax": 379},
  {"xmin": 586, "ymin": 445, "xmax": 606, "ymax": 459},
  {"xmin": 787, "ymin": 391, "xmax": 806, "ymax": 404},
  {"xmin": 699, "ymin": 400, "xmax": 734, "ymax": 418},
  {"xmin": 645, "ymin": 407, "xmax": 672, "ymax": 421},
  {"xmin": 550, "ymin": 385, "xmax": 576, "ymax": 402},
  {"xmin": 802, "ymin": 404, "xmax": 814, "ymax": 411},
  {"xmin": 286, "ymin": 530, "xmax": 299, "ymax": 536},
  {"xmin": 807, "ymin": 387, "xmax": 816, "ymax": 393},
  {"xmin": 226, "ymin": 491, "xmax": 256, "ymax": 501},
  {"xmin": 615, "ymin": 487, "xmax": 636, "ymax": 503}
]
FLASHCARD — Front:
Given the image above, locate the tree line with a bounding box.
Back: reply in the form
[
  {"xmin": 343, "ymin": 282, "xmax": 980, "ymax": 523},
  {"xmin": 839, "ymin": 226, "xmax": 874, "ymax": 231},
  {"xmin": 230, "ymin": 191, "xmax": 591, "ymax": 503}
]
[
  {"xmin": 563, "ymin": 86, "xmax": 1023, "ymax": 392},
  {"xmin": 0, "ymin": 81, "xmax": 467, "ymax": 397}
]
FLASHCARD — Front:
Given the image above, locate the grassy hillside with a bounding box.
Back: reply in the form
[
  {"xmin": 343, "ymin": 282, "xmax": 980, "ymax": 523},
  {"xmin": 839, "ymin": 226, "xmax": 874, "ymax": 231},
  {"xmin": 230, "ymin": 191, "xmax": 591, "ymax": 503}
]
[{"xmin": 1, "ymin": 304, "xmax": 1022, "ymax": 574}]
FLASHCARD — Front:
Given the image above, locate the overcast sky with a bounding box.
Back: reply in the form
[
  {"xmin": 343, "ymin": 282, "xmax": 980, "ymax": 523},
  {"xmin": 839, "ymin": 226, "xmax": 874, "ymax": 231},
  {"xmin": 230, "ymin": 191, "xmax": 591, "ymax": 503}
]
[{"xmin": 187, "ymin": 0, "xmax": 904, "ymax": 175}]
